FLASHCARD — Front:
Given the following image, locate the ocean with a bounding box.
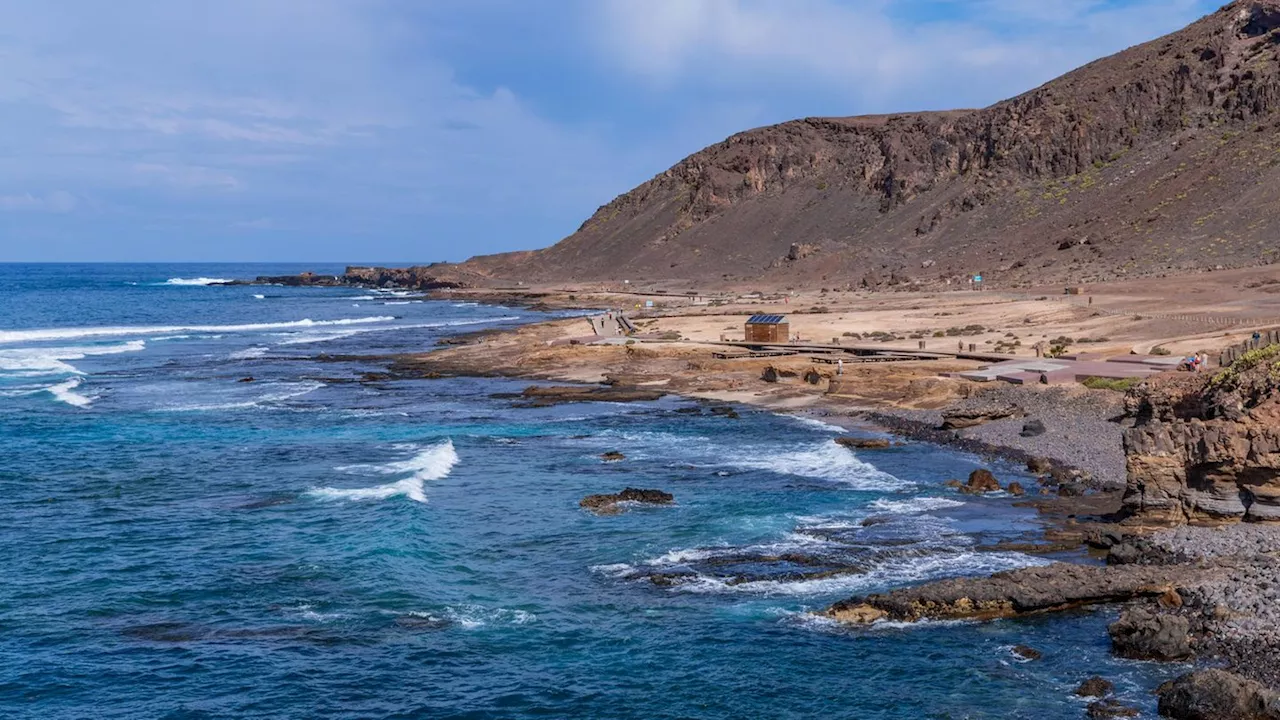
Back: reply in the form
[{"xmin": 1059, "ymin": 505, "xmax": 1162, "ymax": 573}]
[{"xmin": 0, "ymin": 264, "xmax": 1182, "ymax": 719}]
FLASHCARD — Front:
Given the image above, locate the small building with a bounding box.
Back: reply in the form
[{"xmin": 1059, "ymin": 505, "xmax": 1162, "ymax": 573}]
[{"xmin": 745, "ymin": 314, "xmax": 790, "ymax": 343}]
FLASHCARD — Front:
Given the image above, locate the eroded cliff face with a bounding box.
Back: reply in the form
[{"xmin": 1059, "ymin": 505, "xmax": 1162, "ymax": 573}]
[{"xmin": 1122, "ymin": 351, "xmax": 1280, "ymax": 526}]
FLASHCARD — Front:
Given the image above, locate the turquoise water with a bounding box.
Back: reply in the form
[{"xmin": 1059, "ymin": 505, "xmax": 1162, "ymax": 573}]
[{"xmin": 0, "ymin": 264, "xmax": 1181, "ymax": 718}]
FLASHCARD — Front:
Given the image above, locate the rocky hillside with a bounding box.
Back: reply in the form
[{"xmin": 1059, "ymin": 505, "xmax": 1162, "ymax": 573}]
[{"xmin": 459, "ymin": 1, "xmax": 1280, "ymax": 289}]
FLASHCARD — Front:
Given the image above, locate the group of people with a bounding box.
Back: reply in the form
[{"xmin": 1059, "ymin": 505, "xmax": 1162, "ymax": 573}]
[{"xmin": 1182, "ymin": 352, "xmax": 1207, "ymax": 372}]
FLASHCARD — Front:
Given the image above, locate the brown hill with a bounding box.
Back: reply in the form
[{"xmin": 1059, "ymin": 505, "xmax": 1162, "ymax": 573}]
[{"xmin": 454, "ymin": 1, "xmax": 1280, "ymax": 290}]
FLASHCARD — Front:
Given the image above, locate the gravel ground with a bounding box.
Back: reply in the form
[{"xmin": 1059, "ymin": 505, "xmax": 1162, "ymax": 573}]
[
  {"xmin": 1140, "ymin": 524, "xmax": 1280, "ymax": 686},
  {"xmin": 872, "ymin": 385, "xmax": 1129, "ymax": 488}
]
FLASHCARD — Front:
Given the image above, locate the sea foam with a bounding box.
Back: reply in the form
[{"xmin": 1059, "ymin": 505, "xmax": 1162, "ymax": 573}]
[
  {"xmin": 0, "ymin": 340, "xmax": 147, "ymax": 376},
  {"xmin": 47, "ymin": 377, "xmax": 94, "ymax": 408},
  {"xmin": 313, "ymin": 440, "xmax": 459, "ymax": 503},
  {"xmin": 163, "ymin": 277, "xmax": 233, "ymax": 286},
  {"xmin": 0, "ymin": 317, "xmax": 396, "ymax": 344}
]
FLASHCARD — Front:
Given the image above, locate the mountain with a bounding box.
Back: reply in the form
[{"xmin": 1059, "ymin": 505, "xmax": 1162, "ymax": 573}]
[{"xmin": 454, "ymin": 1, "xmax": 1280, "ymax": 289}]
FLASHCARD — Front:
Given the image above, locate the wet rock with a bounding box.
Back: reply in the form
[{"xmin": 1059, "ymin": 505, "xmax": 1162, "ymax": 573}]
[
  {"xmin": 1156, "ymin": 669, "xmax": 1280, "ymax": 720},
  {"xmin": 1007, "ymin": 481, "xmax": 1026, "ymax": 496},
  {"xmin": 1076, "ymin": 676, "xmax": 1116, "ymax": 698},
  {"xmin": 1011, "ymin": 644, "xmax": 1042, "ymax": 660},
  {"xmin": 960, "ymin": 469, "xmax": 1001, "ymax": 494},
  {"xmin": 1086, "ymin": 699, "xmax": 1140, "ymax": 719},
  {"xmin": 709, "ymin": 406, "xmax": 740, "ymax": 419},
  {"xmin": 515, "ymin": 385, "xmax": 667, "ymax": 407},
  {"xmin": 601, "ymin": 451, "xmax": 626, "ymax": 462},
  {"xmin": 835, "ymin": 436, "xmax": 891, "ymax": 450},
  {"xmin": 1027, "ymin": 456, "xmax": 1054, "ymax": 474},
  {"xmin": 580, "ymin": 488, "xmax": 674, "ymax": 515},
  {"xmin": 238, "ymin": 376, "xmax": 255, "ymax": 383},
  {"xmin": 1108, "ymin": 607, "xmax": 1193, "ymax": 661},
  {"xmin": 825, "ymin": 562, "xmax": 1204, "ymax": 624},
  {"xmin": 1058, "ymin": 482, "xmax": 1086, "ymax": 497},
  {"xmin": 1020, "ymin": 419, "xmax": 1047, "ymax": 437}
]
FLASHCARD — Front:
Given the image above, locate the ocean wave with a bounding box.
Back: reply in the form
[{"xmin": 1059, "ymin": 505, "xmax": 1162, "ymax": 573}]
[
  {"xmin": 253, "ymin": 294, "xmax": 265, "ymax": 300},
  {"xmin": 162, "ymin": 277, "xmax": 233, "ymax": 286},
  {"xmin": 784, "ymin": 415, "xmax": 848, "ymax": 433},
  {"xmin": 728, "ymin": 441, "xmax": 906, "ymax": 490},
  {"xmin": 664, "ymin": 550, "xmax": 1049, "ymax": 597},
  {"xmin": 401, "ymin": 605, "xmax": 535, "ymax": 630},
  {"xmin": 0, "ymin": 317, "xmax": 396, "ymax": 344},
  {"xmin": 157, "ymin": 380, "xmax": 324, "ymax": 412},
  {"xmin": 47, "ymin": 377, "xmax": 94, "ymax": 408},
  {"xmin": 228, "ymin": 346, "xmax": 269, "ymax": 360},
  {"xmin": 276, "ymin": 316, "xmax": 519, "ymax": 346},
  {"xmin": 866, "ymin": 497, "xmax": 966, "ymax": 515},
  {"xmin": 0, "ymin": 340, "xmax": 147, "ymax": 377},
  {"xmin": 312, "ymin": 440, "xmax": 458, "ymax": 503}
]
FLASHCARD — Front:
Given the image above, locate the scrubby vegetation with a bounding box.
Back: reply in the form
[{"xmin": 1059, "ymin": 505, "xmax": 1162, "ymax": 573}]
[{"xmin": 1082, "ymin": 376, "xmax": 1142, "ymax": 392}]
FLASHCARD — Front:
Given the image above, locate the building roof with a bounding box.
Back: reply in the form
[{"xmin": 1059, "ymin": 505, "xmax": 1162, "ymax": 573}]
[{"xmin": 746, "ymin": 314, "xmax": 788, "ymax": 324}]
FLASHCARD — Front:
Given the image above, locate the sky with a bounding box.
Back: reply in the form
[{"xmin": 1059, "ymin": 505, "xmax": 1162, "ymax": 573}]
[{"xmin": 0, "ymin": 0, "xmax": 1223, "ymax": 263}]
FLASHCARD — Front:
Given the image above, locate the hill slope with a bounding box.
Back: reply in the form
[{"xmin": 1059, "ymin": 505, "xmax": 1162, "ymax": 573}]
[{"xmin": 460, "ymin": 1, "xmax": 1280, "ymax": 289}]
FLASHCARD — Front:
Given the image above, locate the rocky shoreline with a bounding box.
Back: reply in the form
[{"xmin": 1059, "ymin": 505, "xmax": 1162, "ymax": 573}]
[{"xmin": 293, "ymin": 274, "xmax": 1280, "ymax": 717}]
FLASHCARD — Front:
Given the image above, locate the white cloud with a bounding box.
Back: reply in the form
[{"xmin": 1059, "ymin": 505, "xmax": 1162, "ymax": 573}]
[
  {"xmin": 0, "ymin": 191, "xmax": 77, "ymax": 213},
  {"xmin": 590, "ymin": 0, "xmax": 1214, "ymax": 110}
]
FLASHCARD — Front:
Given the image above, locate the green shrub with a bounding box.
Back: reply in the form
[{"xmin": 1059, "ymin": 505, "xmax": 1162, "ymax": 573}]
[{"xmin": 1082, "ymin": 376, "xmax": 1141, "ymax": 392}]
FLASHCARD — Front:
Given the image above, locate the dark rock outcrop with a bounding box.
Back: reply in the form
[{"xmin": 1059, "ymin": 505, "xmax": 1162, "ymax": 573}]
[
  {"xmin": 1108, "ymin": 607, "xmax": 1193, "ymax": 660},
  {"xmin": 959, "ymin": 469, "xmax": 1001, "ymax": 494},
  {"xmin": 941, "ymin": 403, "xmax": 1023, "ymax": 430},
  {"xmin": 1156, "ymin": 669, "xmax": 1280, "ymax": 720},
  {"xmin": 1020, "ymin": 419, "xmax": 1047, "ymax": 437},
  {"xmin": 580, "ymin": 488, "xmax": 674, "ymax": 515},
  {"xmin": 1076, "ymin": 676, "xmax": 1116, "ymax": 698},
  {"xmin": 834, "ymin": 437, "xmax": 892, "ymax": 450},
  {"xmin": 825, "ymin": 562, "xmax": 1204, "ymax": 624},
  {"xmin": 1086, "ymin": 699, "xmax": 1140, "ymax": 719}
]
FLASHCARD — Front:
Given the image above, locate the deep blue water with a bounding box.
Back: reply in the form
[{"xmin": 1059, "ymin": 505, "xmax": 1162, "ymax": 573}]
[{"xmin": 0, "ymin": 264, "xmax": 1184, "ymax": 719}]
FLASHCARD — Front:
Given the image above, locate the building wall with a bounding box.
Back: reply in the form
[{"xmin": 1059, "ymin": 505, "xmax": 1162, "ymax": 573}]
[{"xmin": 745, "ymin": 323, "xmax": 789, "ymax": 343}]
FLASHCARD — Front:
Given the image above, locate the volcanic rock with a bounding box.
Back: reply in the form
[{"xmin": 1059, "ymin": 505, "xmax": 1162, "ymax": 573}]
[
  {"xmin": 1156, "ymin": 669, "xmax": 1280, "ymax": 720},
  {"xmin": 1086, "ymin": 699, "xmax": 1140, "ymax": 719},
  {"xmin": 825, "ymin": 562, "xmax": 1204, "ymax": 624},
  {"xmin": 1011, "ymin": 644, "xmax": 1042, "ymax": 661},
  {"xmin": 580, "ymin": 488, "xmax": 674, "ymax": 515},
  {"xmin": 1020, "ymin": 419, "xmax": 1047, "ymax": 437},
  {"xmin": 834, "ymin": 437, "xmax": 892, "ymax": 450},
  {"xmin": 1076, "ymin": 676, "xmax": 1116, "ymax": 698},
  {"xmin": 1121, "ymin": 349, "xmax": 1280, "ymax": 526},
  {"xmin": 960, "ymin": 469, "xmax": 1001, "ymax": 494},
  {"xmin": 1108, "ymin": 607, "xmax": 1193, "ymax": 661},
  {"xmin": 941, "ymin": 403, "xmax": 1023, "ymax": 430}
]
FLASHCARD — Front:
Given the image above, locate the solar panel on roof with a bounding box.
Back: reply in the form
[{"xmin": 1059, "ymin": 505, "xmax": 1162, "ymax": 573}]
[{"xmin": 746, "ymin": 314, "xmax": 787, "ymax": 324}]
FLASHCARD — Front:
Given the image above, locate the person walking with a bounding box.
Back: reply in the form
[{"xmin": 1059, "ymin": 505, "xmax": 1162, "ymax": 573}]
[{"xmin": 837, "ymin": 359, "xmax": 844, "ymax": 377}]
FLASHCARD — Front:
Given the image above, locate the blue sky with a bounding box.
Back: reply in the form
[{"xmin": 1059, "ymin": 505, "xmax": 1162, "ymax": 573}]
[{"xmin": 0, "ymin": 0, "xmax": 1221, "ymax": 263}]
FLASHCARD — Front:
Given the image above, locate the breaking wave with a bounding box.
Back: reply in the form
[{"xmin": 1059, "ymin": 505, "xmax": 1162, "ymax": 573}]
[
  {"xmin": 163, "ymin": 277, "xmax": 233, "ymax": 286},
  {"xmin": 47, "ymin": 377, "xmax": 94, "ymax": 408},
  {"xmin": 312, "ymin": 440, "xmax": 458, "ymax": 503},
  {"xmin": 728, "ymin": 441, "xmax": 906, "ymax": 490},
  {"xmin": 0, "ymin": 340, "xmax": 147, "ymax": 376},
  {"xmin": 0, "ymin": 317, "xmax": 396, "ymax": 344}
]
